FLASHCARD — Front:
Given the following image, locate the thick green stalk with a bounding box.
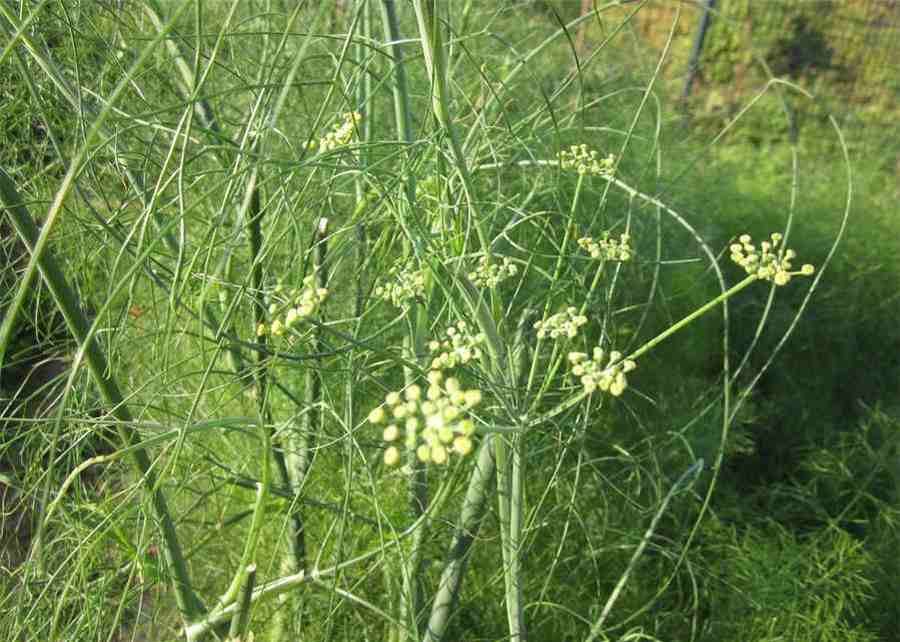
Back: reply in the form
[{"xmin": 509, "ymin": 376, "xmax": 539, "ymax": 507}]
[
  {"xmin": 217, "ymin": 175, "xmax": 274, "ymax": 615},
  {"xmin": 0, "ymin": 168, "xmax": 204, "ymax": 621},
  {"xmin": 506, "ymin": 430, "xmax": 526, "ymax": 641},
  {"xmin": 418, "ymin": 275, "xmax": 510, "ymax": 639},
  {"xmin": 380, "ymin": 0, "xmax": 417, "ymax": 207},
  {"xmin": 494, "ymin": 435, "xmax": 515, "ymax": 631},
  {"xmin": 411, "ymin": 0, "xmax": 490, "ymax": 255},
  {"xmin": 219, "ymin": 476, "xmax": 268, "ymax": 610},
  {"xmin": 497, "ymin": 311, "xmax": 533, "ymax": 641},
  {"xmin": 228, "ymin": 564, "xmax": 257, "ymax": 641},
  {"xmin": 380, "ymin": 3, "xmax": 429, "ymax": 636},
  {"xmin": 423, "ymin": 434, "xmax": 497, "ymax": 642}
]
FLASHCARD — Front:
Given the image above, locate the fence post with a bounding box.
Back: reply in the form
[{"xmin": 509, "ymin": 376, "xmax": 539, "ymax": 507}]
[{"xmin": 681, "ymin": 0, "xmax": 718, "ymax": 102}]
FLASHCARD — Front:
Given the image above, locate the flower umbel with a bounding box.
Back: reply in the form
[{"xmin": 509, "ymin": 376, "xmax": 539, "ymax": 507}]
[
  {"xmin": 568, "ymin": 348, "xmax": 636, "ymax": 396},
  {"xmin": 730, "ymin": 233, "xmax": 815, "ymax": 286},
  {"xmin": 368, "ymin": 370, "xmax": 482, "ymax": 466},
  {"xmin": 257, "ymin": 274, "xmax": 328, "ymax": 337},
  {"xmin": 558, "ymin": 144, "xmax": 615, "ymax": 177},
  {"xmin": 375, "ymin": 263, "xmax": 426, "ymax": 309},
  {"xmin": 578, "ymin": 232, "xmax": 633, "ymax": 262},
  {"xmin": 309, "ymin": 111, "xmax": 362, "ymax": 152},
  {"xmin": 468, "ymin": 255, "xmax": 518, "ymax": 288},
  {"xmin": 534, "ymin": 307, "xmax": 588, "ymax": 340},
  {"xmin": 428, "ymin": 321, "xmax": 485, "ymax": 370}
]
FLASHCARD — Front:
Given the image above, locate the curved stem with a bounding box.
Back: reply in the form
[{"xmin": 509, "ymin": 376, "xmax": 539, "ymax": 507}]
[{"xmin": 0, "ymin": 167, "xmax": 204, "ymax": 621}]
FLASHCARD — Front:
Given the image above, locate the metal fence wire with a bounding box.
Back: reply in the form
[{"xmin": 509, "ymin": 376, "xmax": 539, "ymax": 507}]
[{"xmin": 626, "ymin": 0, "xmax": 900, "ymax": 124}]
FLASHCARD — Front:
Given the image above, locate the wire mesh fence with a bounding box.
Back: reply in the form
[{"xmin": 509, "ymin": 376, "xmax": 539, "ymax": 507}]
[{"xmin": 626, "ymin": 0, "xmax": 900, "ymax": 125}]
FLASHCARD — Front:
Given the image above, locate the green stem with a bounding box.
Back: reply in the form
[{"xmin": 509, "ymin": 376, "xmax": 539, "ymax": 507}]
[
  {"xmin": 219, "ymin": 473, "xmax": 269, "ymax": 609},
  {"xmin": 506, "ymin": 431, "xmax": 525, "ymax": 641},
  {"xmin": 525, "ymin": 175, "xmax": 586, "ymax": 411},
  {"xmin": 0, "ymin": 168, "xmax": 204, "ymax": 621},
  {"xmin": 278, "ymin": 220, "xmax": 332, "ymax": 636},
  {"xmin": 528, "ymin": 274, "xmax": 760, "ymax": 429},
  {"xmin": 423, "ymin": 434, "xmax": 497, "ymax": 642},
  {"xmin": 500, "ymin": 311, "xmax": 532, "ymax": 641},
  {"xmin": 380, "ymin": 0, "xmax": 417, "ymax": 207},
  {"xmin": 228, "ymin": 564, "xmax": 257, "ymax": 641},
  {"xmin": 214, "ymin": 174, "xmax": 275, "ymax": 615},
  {"xmin": 412, "ymin": 0, "xmax": 490, "ymax": 255},
  {"xmin": 380, "ymin": 3, "xmax": 430, "ymax": 637},
  {"xmin": 495, "ymin": 434, "xmax": 525, "ymax": 641},
  {"xmin": 184, "ymin": 486, "xmax": 453, "ymax": 640},
  {"xmin": 626, "ymin": 274, "xmax": 758, "ymax": 363}
]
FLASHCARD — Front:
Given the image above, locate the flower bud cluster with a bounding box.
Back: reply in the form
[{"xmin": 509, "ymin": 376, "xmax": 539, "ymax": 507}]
[
  {"xmin": 368, "ymin": 370, "xmax": 481, "ymax": 466},
  {"xmin": 578, "ymin": 232, "xmax": 632, "ymax": 262},
  {"xmin": 468, "ymin": 255, "xmax": 518, "ymax": 288},
  {"xmin": 730, "ymin": 233, "xmax": 815, "ymax": 286},
  {"xmin": 534, "ymin": 307, "xmax": 588, "ymax": 340},
  {"xmin": 375, "ymin": 263, "xmax": 426, "ymax": 309},
  {"xmin": 567, "ymin": 348, "xmax": 636, "ymax": 397},
  {"xmin": 558, "ymin": 144, "xmax": 615, "ymax": 177},
  {"xmin": 309, "ymin": 111, "xmax": 362, "ymax": 152},
  {"xmin": 428, "ymin": 321, "xmax": 485, "ymax": 370},
  {"xmin": 257, "ymin": 274, "xmax": 328, "ymax": 337}
]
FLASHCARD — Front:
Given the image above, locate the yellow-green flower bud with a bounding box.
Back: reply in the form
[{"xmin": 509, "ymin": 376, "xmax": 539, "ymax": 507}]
[
  {"xmin": 431, "ymin": 444, "xmax": 448, "ymax": 464},
  {"xmin": 454, "ymin": 436, "xmax": 473, "ymax": 456},
  {"xmin": 368, "ymin": 370, "xmax": 484, "ymax": 466},
  {"xmin": 384, "ymin": 446, "xmax": 400, "ymax": 466},
  {"xmin": 271, "ymin": 319, "xmax": 284, "ymax": 337}
]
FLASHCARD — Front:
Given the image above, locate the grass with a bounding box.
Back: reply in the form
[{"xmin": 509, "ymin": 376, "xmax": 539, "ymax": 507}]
[{"xmin": 2, "ymin": 2, "xmax": 899, "ymax": 641}]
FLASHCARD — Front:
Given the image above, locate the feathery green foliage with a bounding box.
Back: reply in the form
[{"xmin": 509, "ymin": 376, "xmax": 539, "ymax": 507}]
[{"xmin": 2, "ymin": 2, "xmax": 898, "ymax": 642}]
